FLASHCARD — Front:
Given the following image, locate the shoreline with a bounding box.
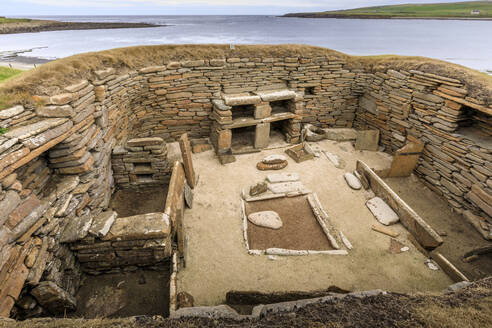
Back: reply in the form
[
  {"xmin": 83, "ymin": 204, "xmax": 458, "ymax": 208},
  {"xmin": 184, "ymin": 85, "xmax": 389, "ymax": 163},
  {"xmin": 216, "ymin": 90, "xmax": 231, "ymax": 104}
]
[
  {"xmin": 0, "ymin": 19, "xmax": 163, "ymax": 35},
  {"xmin": 281, "ymin": 14, "xmax": 492, "ymax": 21}
]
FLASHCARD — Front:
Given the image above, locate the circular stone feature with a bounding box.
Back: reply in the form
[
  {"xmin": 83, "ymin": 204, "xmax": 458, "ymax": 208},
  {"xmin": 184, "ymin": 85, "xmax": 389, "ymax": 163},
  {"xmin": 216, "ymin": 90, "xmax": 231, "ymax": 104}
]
[
  {"xmin": 248, "ymin": 211, "xmax": 283, "ymax": 229},
  {"xmin": 344, "ymin": 172, "xmax": 362, "ymax": 190},
  {"xmin": 257, "ymin": 161, "xmax": 288, "ymax": 171},
  {"xmin": 262, "ymin": 154, "xmax": 287, "ymax": 164}
]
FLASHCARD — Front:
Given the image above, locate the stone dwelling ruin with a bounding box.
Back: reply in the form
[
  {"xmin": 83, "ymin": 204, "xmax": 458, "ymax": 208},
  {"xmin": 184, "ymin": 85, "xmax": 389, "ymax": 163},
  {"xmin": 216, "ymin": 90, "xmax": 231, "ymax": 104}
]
[{"xmin": 0, "ymin": 45, "xmax": 491, "ymax": 320}]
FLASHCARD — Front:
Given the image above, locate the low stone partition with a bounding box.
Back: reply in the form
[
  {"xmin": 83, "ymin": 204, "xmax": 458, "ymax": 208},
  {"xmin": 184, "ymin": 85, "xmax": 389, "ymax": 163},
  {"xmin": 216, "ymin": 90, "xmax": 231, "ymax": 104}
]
[
  {"xmin": 69, "ymin": 212, "xmax": 171, "ymax": 274},
  {"xmin": 356, "ymin": 160, "xmax": 443, "ymax": 249},
  {"xmin": 112, "ymin": 137, "xmax": 170, "ymax": 188}
]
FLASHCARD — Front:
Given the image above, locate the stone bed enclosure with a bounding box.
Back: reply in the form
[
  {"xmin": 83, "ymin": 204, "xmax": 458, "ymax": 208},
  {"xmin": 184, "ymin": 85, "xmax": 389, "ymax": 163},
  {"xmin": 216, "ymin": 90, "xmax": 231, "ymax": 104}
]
[{"xmin": 0, "ymin": 45, "xmax": 491, "ymax": 319}]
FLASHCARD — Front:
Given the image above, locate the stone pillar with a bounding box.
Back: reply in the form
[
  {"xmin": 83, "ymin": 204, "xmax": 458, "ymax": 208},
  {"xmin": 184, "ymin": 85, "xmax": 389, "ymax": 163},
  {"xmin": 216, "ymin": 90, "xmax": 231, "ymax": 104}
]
[{"xmin": 255, "ymin": 123, "xmax": 270, "ymax": 149}]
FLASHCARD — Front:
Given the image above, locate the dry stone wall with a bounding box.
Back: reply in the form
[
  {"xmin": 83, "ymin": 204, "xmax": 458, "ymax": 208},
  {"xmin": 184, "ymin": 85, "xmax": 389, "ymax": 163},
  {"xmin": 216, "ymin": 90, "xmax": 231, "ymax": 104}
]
[
  {"xmin": 0, "ymin": 47, "xmax": 491, "ymax": 319},
  {"xmin": 354, "ymin": 69, "xmax": 492, "ymax": 221}
]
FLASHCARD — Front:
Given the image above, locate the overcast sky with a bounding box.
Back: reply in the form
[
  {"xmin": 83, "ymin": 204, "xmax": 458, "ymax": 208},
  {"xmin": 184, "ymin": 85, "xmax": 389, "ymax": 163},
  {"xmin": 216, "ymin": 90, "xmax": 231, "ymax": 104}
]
[{"xmin": 2, "ymin": 0, "xmax": 477, "ymax": 16}]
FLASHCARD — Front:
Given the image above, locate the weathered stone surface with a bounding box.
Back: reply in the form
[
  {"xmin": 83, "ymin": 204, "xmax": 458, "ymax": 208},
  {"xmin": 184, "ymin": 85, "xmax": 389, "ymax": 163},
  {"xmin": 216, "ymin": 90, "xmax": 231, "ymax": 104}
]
[
  {"xmin": 0, "ymin": 106, "xmax": 24, "ymax": 119},
  {"xmin": 103, "ymin": 213, "xmax": 170, "ymax": 241},
  {"xmin": 257, "ymin": 161, "xmax": 287, "ymax": 171},
  {"xmin": 255, "ymin": 123, "xmax": 270, "ymax": 149},
  {"xmin": 262, "ymin": 154, "xmax": 287, "ymax": 164},
  {"xmin": 60, "ymin": 213, "xmax": 93, "ymax": 243},
  {"xmin": 5, "ymin": 118, "xmax": 68, "ymax": 140},
  {"xmin": 179, "ymin": 133, "xmax": 196, "ymax": 189},
  {"xmin": 31, "ymin": 281, "xmax": 76, "ymax": 314},
  {"xmin": 255, "ymin": 89, "xmax": 296, "ymax": 102},
  {"xmin": 324, "ymin": 128, "xmax": 357, "ymax": 141},
  {"xmin": 268, "ymin": 181, "xmax": 304, "ymax": 194},
  {"xmin": 0, "ymin": 190, "xmax": 21, "ymax": 226},
  {"xmin": 366, "ymin": 197, "xmax": 399, "ymax": 226},
  {"xmin": 223, "ymin": 93, "xmax": 261, "ymax": 106},
  {"xmin": 36, "ymin": 105, "xmax": 74, "ymax": 118},
  {"xmin": 267, "ymin": 173, "xmax": 299, "ymax": 183},
  {"xmin": 344, "ymin": 173, "xmax": 362, "ymax": 190},
  {"xmin": 355, "ymin": 130, "xmax": 380, "ymax": 151},
  {"xmin": 89, "ymin": 211, "xmax": 117, "ymax": 238},
  {"xmin": 6, "ymin": 194, "xmax": 40, "ymax": 229},
  {"xmin": 250, "ymin": 181, "xmax": 268, "ymax": 196},
  {"xmin": 325, "ymin": 152, "xmax": 345, "ymax": 169},
  {"xmin": 127, "ymin": 137, "xmax": 163, "ymax": 147},
  {"xmin": 177, "ymin": 292, "xmax": 194, "ymax": 308},
  {"xmin": 248, "ymin": 211, "xmax": 283, "ymax": 229},
  {"xmin": 22, "ymin": 121, "xmax": 73, "ymax": 149}
]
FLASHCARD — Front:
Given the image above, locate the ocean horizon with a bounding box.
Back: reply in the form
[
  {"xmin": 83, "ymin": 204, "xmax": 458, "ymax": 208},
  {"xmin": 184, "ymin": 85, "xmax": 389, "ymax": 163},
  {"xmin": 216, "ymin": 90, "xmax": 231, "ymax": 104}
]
[{"xmin": 1, "ymin": 15, "xmax": 492, "ymax": 73}]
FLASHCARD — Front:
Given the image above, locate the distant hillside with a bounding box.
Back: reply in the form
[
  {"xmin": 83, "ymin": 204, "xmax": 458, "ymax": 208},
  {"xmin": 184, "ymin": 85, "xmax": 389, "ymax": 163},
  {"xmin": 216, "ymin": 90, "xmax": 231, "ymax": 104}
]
[{"xmin": 283, "ymin": 1, "xmax": 492, "ymax": 19}]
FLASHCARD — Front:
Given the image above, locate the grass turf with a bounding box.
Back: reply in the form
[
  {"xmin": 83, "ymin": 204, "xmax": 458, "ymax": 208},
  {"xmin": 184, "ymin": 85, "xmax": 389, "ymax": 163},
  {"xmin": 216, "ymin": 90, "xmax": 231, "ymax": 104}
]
[
  {"xmin": 0, "ymin": 66, "xmax": 23, "ymax": 83},
  {"xmin": 0, "ymin": 17, "xmax": 31, "ymax": 24},
  {"xmin": 286, "ymin": 1, "xmax": 492, "ymax": 18}
]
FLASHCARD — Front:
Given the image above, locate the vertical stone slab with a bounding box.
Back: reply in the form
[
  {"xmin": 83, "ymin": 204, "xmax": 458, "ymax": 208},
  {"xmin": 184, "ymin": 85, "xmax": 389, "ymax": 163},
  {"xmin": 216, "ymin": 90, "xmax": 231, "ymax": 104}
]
[
  {"xmin": 255, "ymin": 123, "xmax": 270, "ymax": 149},
  {"xmin": 217, "ymin": 129, "xmax": 232, "ymax": 152},
  {"xmin": 387, "ymin": 140, "xmax": 425, "ymax": 177},
  {"xmin": 179, "ymin": 133, "xmax": 196, "ymax": 189},
  {"xmin": 355, "ymin": 130, "xmax": 380, "ymax": 151},
  {"xmin": 254, "ymin": 103, "xmax": 272, "ymax": 119}
]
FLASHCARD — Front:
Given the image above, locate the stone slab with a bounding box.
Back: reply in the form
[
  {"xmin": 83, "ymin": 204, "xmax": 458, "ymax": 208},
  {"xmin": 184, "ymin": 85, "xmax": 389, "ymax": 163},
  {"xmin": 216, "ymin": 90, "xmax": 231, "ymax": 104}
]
[
  {"xmin": 179, "ymin": 133, "xmax": 196, "ymax": 189},
  {"xmin": 89, "ymin": 210, "xmax": 117, "ymax": 238},
  {"xmin": 344, "ymin": 173, "xmax": 362, "ymax": 190},
  {"xmin": 248, "ymin": 211, "xmax": 283, "ymax": 229},
  {"xmin": 266, "ymin": 173, "xmax": 299, "ymax": 183},
  {"xmin": 268, "ymin": 181, "xmax": 304, "ymax": 194},
  {"xmin": 104, "ymin": 212, "xmax": 170, "ymax": 241},
  {"xmin": 387, "ymin": 140, "xmax": 425, "ymax": 177},
  {"xmin": 366, "ymin": 197, "xmax": 399, "ymax": 226},
  {"xmin": 255, "ymin": 89, "xmax": 296, "ymax": 102},
  {"xmin": 254, "ymin": 123, "xmax": 270, "ymax": 149},
  {"xmin": 355, "ymin": 130, "xmax": 380, "ymax": 151},
  {"xmin": 127, "ymin": 137, "xmax": 163, "ymax": 147}
]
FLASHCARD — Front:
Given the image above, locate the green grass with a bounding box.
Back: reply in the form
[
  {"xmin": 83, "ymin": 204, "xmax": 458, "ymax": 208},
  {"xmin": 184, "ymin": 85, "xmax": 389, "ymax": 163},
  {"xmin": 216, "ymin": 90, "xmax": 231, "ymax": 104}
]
[
  {"xmin": 0, "ymin": 17, "xmax": 31, "ymax": 24},
  {"xmin": 289, "ymin": 1, "xmax": 492, "ymax": 18},
  {"xmin": 0, "ymin": 66, "xmax": 23, "ymax": 83}
]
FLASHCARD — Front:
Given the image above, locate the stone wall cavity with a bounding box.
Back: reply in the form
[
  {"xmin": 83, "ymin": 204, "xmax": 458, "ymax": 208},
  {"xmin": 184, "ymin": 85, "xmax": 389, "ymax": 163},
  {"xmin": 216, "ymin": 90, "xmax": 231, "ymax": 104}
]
[{"xmin": 0, "ymin": 45, "xmax": 491, "ymax": 319}]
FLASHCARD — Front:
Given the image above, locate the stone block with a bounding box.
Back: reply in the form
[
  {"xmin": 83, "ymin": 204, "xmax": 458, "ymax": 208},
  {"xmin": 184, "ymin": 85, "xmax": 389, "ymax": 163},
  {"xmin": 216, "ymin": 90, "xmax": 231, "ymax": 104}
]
[
  {"xmin": 89, "ymin": 211, "xmax": 117, "ymax": 238},
  {"xmin": 355, "ymin": 130, "xmax": 380, "ymax": 151},
  {"xmin": 103, "ymin": 212, "xmax": 170, "ymax": 241},
  {"xmin": 31, "ymin": 281, "xmax": 76, "ymax": 314},
  {"xmin": 255, "ymin": 123, "xmax": 270, "ymax": 149},
  {"xmin": 6, "ymin": 194, "xmax": 40, "ymax": 229},
  {"xmin": 0, "ymin": 190, "xmax": 21, "ymax": 226},
  {"xmin": 255, "ymin": 89, "xmax": 296, "ymax": 102},
  {"xmin": 254, "ymin": 104, "xmax": 271, "ymax": 119},
  {"xmin": 127, "ymin": 137, "xmax": 163, "ymax": 147},
  {"xmin": 0, "ymin": 105, "xmax": 24, "ymax": 120},
  {"xmin": 36, "ymin": 105, "xmax": 74, "ymax": 118},
  {"xmin": 217, "ymin": 129, "xmax": 232, "ymax": 151},
  {"xmin": 223, "ymin": 93, "xmax": 261, "ymax": 106}
]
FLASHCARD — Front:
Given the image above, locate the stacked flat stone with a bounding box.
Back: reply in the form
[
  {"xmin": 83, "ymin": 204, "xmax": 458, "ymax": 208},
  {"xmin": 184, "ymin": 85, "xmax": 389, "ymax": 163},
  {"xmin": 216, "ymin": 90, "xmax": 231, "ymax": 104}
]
[
  {"xmin": 111, "ymin": 137, "xmax": 169, "ymax": 188},
  {"xmin": 210, "ymin": 90, "xmax": 302, "ymax": 154},
  {"xmin": 354, "ymin": 69, "xmax": 492, "ymax": 223},
  {"xmin": 69, "ymin": 212, "xmax": 171, "ymax": 274}
]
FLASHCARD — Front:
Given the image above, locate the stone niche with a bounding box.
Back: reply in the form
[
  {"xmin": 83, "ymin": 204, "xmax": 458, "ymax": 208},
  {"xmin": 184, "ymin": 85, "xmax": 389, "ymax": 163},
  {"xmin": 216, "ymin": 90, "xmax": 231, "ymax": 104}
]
[
  {"xmin": 111, "ymin": 137, "xmax": 170, "ymax": 188},
  {"xmin": 210, "ymin": 89, "xmax": 303, "ymax": 155}
]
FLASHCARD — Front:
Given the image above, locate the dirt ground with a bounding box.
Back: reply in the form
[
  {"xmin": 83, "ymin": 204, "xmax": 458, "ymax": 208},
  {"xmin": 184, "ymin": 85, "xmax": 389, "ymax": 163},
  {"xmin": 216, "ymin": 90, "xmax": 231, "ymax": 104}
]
[
  {"xmin": 110, "ymin": 186, "xmax": 168, "ymax": 217},
  {"xmin": 177, "ymin": 139, "xmax": 452, "ymax": 306},
  {"xmin": 246, "ymin": 196, "xmax": 332, "ymax": 251},
  {"xmin": 71, "ymin": 268, "xmax": 170, "ymax": 319},
  {"xmin": 385, "ymin": 176, "xmax": 492, "ymax": 280}
]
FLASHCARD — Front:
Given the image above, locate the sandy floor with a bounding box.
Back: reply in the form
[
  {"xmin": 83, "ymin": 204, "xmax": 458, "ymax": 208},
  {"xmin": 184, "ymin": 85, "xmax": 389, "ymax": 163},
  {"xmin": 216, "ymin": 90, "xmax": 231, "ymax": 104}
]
[{"xmin": 177, "ymin": 140, "xmax": 452, "ymax": 306}]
